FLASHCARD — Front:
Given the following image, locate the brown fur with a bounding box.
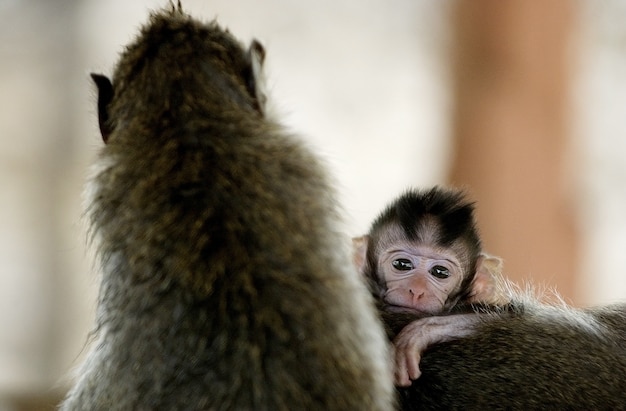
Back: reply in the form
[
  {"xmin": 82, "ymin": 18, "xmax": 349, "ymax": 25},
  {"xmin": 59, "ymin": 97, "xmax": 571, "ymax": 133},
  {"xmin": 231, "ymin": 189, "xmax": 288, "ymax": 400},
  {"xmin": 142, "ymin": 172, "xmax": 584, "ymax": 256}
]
[{"xmin": 61, "ymin": 5, "xmax": 393, "ymax": 410}]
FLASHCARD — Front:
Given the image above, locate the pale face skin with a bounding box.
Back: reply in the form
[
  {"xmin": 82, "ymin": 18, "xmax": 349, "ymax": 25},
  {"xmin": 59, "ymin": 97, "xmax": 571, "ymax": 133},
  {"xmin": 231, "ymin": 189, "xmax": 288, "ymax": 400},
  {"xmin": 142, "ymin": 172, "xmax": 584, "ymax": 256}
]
[{"xmin": 378, "ymin": 243, "xmax": 464, "ymax": 315}]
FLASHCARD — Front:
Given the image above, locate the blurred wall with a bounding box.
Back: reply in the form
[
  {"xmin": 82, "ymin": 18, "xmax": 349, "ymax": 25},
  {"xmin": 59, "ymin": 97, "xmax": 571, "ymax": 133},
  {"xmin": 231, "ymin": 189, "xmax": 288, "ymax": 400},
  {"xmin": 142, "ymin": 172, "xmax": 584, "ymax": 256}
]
[
  {"xmin": 0, "ymin": 1, "xmax": 95, "ymax": 408},
  {"xmin": 1, "ymin": 0, "xmax": 625, "ymax": 408},
  {"xmin": 448, "ymin": 1, "xmax": 580, "ymax": 301}
]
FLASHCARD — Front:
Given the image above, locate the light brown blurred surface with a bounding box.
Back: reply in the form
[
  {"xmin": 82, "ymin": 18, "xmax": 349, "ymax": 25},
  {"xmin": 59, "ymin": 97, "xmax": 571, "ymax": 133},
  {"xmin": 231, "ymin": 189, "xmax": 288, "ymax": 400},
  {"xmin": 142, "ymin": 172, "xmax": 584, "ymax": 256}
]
[{"xmin": 449, "ymin": 0, "xmax": 580, "ymax": 302}]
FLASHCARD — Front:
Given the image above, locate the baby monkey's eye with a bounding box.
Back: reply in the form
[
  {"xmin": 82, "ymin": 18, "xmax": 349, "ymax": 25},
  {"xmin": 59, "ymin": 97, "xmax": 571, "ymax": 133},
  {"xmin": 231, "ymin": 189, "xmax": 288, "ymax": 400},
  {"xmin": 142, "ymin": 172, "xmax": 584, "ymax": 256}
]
[
  {"xmin": 429, "ymin": 265, "xmax": 450, "ymax": 279},
  {"xmin": 392, "ymin": 258, "xmax": 414, "ymax": 271}
]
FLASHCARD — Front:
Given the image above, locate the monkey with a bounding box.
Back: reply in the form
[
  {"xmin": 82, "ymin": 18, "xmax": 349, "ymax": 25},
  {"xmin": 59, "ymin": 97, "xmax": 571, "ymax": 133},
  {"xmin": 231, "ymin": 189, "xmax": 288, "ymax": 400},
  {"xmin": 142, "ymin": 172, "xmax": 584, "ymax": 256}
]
[
  {"xmin": 353, "ymin": 186, "xmax": 512, "ymax": 383},
  {"xmin": 60, "ymin": 4, "xmax": 394, "ymax": 410},
  {"xmin": 359, "ymin": 187, "xmax": 626, "ymax": 410}
]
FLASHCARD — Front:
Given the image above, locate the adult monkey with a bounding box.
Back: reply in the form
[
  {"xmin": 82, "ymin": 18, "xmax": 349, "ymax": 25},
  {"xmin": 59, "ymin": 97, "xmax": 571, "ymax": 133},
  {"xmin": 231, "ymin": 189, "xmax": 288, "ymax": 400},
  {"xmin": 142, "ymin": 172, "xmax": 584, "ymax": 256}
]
[
  {"xmin": 357, "ymin": 187, "xmax": 626, "ymax": 410},
  {"xmin": 61, "ymin": 4, "xmax": 394, "ymax": 410}
]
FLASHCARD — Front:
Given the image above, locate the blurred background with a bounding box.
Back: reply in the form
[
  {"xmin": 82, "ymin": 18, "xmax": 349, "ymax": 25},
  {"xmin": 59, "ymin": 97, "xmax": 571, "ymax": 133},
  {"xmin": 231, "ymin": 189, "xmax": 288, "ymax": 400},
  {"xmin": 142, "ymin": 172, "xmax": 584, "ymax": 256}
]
[{"xmin": 1, "ymin": 0, "xmax": 626, "ymax": 409}]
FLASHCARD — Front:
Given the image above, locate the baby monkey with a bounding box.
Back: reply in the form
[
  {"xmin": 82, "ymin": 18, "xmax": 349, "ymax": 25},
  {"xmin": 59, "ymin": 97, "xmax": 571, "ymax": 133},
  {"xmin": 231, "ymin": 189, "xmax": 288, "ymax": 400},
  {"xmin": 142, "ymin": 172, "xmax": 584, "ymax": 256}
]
[
  {"xmin": 353, "ymin": 187, "xmax": 508, "ymax": 385},
  {"xmin": 358, "ymin": 187, "xmax": 626, "ymax": 410}
]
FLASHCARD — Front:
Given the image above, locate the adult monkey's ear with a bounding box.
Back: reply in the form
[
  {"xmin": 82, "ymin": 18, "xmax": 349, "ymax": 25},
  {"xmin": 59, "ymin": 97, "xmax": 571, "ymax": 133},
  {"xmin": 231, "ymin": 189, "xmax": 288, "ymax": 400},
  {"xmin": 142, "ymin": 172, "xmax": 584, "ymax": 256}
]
[
  {"xmin": 90, "ymin": 73, "xmax": 114, "ymax": 144},
  {"xmin": 468, "ymin": 253, "xmax": 509, "ymax": 305},
  {"xmin": 246, "ymin": 39, "xmax": 267, "ymax": 115},
  {"xmin": 352, "ymin": 235, "xmax": 370, "ymax": 276}
]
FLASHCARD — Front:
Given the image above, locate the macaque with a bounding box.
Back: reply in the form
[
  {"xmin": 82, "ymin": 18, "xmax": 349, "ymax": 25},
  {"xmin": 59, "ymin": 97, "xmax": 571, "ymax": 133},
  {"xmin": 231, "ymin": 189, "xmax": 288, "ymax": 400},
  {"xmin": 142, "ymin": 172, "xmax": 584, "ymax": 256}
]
[
  {"xmin": 353, "ymin": 187, "xmax": 510, "ymax": 383},
  {"xmin": 360, "ymin": 187, "xmax": 626, "ymax": 410},
  {"xmin": 60, "ymin": 4, "xmax": 394, "ymax": 410}
]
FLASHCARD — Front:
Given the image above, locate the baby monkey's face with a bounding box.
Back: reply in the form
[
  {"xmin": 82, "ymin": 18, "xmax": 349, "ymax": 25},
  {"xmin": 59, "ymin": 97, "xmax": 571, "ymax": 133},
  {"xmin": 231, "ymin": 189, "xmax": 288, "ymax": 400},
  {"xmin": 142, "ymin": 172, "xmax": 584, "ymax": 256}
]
[{"xmin": 377, "ymin": 242, "xmax": 464, "ymax": 315}]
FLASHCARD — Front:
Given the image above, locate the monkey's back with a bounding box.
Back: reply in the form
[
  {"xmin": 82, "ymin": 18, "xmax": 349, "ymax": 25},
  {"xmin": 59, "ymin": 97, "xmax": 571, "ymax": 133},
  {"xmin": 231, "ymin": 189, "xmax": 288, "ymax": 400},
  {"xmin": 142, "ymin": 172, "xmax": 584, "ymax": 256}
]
[
  {"xmin": 401, "ymin": 303, "xmax": 626, "ymax": 410},
  {"xmin": 62, "ymin": 7, "xmax": 392, "ymax": 411}
]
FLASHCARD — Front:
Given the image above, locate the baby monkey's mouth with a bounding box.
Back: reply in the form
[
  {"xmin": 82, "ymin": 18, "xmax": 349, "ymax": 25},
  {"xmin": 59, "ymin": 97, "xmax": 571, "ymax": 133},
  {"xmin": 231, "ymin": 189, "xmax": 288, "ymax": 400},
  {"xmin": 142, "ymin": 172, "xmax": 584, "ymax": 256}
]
[{"xmin": 384, "ymin": 303, "xmax": 431, "ymax": 317}]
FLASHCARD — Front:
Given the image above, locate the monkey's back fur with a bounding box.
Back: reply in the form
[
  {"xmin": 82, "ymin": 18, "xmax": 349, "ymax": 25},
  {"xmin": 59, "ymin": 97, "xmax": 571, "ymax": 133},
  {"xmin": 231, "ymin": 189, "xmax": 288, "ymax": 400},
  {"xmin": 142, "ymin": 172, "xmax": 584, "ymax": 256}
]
[
  {"xmin": 401, "ymin": 302, "xmax": 626, "ymax": 410},
  {"xmin": 61, "ymin": 6, "xmax": 392, "ymax": 410}
]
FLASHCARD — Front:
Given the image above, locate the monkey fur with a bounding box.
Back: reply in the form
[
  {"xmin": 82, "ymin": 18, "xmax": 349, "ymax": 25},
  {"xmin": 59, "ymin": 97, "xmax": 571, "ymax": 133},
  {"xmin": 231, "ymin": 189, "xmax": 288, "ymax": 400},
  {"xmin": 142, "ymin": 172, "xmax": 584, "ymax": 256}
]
[
  {"xmin": 400, "ymin": 301, "xmax": 626, "ymax": 410},
  {"xmin": 61, "ymin": 5, "xmax": 393, "ymax": 410}
]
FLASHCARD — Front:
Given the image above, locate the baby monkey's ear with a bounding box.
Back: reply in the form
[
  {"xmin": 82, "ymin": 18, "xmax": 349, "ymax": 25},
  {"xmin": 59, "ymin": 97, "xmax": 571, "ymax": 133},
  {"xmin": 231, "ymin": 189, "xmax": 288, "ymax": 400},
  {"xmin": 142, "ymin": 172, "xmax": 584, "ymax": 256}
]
[
  {"xmin": 351, "ymin": 235, "xmax": 370, "ymax": 276},
  {"xmin": 90, "ymin": 73, "xmax": 114, "ymax": 144},
  {"xmin": 468, "ymin": 253, "xmax": 508, "ymax": 305}
]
